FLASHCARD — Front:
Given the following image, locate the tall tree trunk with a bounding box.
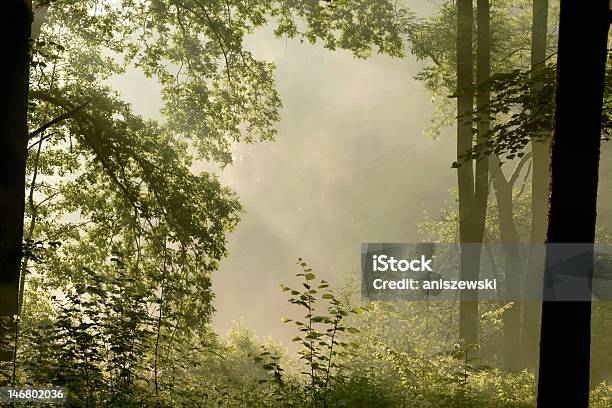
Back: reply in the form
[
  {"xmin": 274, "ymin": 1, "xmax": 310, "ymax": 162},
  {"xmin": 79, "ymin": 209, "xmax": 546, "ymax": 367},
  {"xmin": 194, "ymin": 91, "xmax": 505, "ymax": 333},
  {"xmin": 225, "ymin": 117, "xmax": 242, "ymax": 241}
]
[
  {"xmin": 456, "ymin": 0, "xmax": 490, "ymax": 346},
  {"xmin": 490, "ymin": 157, "xmax": 521, "ymax": 372},
  {"xmin": 521, "ymin": 0, "xmax": 549, "ymax": 371},
  {"xmin": 475, "ymin": 0, "xmax": 490, "ymax": 246},
  {"xmin": 456, "ymin": 0, "xmax": 479, "ymax": 345},
  {"xmin": 0, "ymin": 0, "xmax": 32, "ymax": 363},
  {"xmin": 536, "ymin": 1, "xmax": 609, "ymax": 406}
]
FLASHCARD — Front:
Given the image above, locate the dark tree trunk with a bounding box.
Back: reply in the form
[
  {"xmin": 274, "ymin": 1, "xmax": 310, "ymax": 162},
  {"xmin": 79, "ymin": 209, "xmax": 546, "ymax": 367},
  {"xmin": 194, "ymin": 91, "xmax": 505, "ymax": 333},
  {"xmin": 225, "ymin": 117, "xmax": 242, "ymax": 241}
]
[
  {"xmin": 537, "ymin": 1, "xmax": 609, "ymax": 407},
  {"xmin": 521, "ymin": 0, "xmax": 549, "ymax": 371},
  {"xmin": 0, "ymin": 0, "xmax": 31, "ymax": 362},
  {"xmin": 456, "ymin": 0, "xmax": 479, "ymax": 345}
]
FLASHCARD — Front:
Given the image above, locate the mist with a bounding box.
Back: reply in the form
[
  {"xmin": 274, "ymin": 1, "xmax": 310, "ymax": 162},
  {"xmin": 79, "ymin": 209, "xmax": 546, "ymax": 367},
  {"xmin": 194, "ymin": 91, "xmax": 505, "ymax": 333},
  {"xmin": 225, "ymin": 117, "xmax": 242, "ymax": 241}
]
[
  {"xmin": 3, "ymin": 1, "xmax": 611, "ymax": 405},
  {"xmin": 107, "ymin": 23, "xmax": 457, "ymax": 345}
]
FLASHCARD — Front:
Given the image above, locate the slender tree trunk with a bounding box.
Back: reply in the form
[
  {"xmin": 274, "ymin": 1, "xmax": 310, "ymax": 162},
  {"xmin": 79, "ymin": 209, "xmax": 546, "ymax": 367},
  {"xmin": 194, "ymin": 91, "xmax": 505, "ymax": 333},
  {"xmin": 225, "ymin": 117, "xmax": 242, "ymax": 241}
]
[
  {"xmin": 456, "ymin": 0, "xmax": 490, "ymax": 346},
  {"xmin": 537, "ymin": 1, "xmax": 609, "ymax": 407},
  {"xmin": 0, "ymin": 0, "xmax": 32, "ymax": 363},
  {"xmin": 474, "ymin": 0, "xmax": 490, "ymax": 243},
  {"xmin": 490, "ymin": 157, "xmax": 521, "ymax": 372},
  {"xmin": 521, "ymin": 0, "xmax": 549, "ymax": 371},
  {"xmin": 456, "ymin": 0, "xmax": 479, "ymax": 345}
]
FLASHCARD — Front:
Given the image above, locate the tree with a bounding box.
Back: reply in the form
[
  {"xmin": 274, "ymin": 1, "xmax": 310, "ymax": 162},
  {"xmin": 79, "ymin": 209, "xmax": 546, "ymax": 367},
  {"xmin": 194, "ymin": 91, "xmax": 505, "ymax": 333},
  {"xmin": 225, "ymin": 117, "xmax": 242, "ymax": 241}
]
[
  {"xmin": 0, "ymin": 0, "xmax": 32, "ymax": 363},
  {"xmin": 455, "ymin": 0, "xmax": 476, "ymax": 345},
  {"xmin": 409, "ymin": 0, "xmax": 538, "ymax": 347},
  {"xmin": 456, "ymin": 0, "xmax": 489, "ymax": 346},
  {"xmin": 489, "ymin": 153, "xmax": 530, "ymax": 372},
  {"xmin": 537, "ymin": 1, "xmax": 609, "ymax": 407},
  {"xmin": 7, "ymin": 0, "xmax": 412, "ymax": 392},
  {"xmin": 521, "ymin": 0, "xmax": 550, "ymax": 370}
]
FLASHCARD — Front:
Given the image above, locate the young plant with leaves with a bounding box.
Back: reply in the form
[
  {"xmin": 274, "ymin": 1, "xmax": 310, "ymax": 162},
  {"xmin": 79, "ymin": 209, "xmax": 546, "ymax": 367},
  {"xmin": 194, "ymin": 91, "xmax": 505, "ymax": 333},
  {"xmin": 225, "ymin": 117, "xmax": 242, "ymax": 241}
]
[{"xmin": 280, "ymin": 259, "xmax": 363, "ymax": 408}]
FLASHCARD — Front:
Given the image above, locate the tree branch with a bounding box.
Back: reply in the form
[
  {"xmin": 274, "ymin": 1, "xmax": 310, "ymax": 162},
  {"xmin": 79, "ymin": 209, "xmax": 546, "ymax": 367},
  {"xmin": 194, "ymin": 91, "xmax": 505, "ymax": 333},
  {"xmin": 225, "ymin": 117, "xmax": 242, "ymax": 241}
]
[
  {"xmin": 28, "ymin": 100, "xmax": 91, "ymax": 140},
  {"xmin": 508, "ymin": 151, "xmax": 533, "ymax": 187}
]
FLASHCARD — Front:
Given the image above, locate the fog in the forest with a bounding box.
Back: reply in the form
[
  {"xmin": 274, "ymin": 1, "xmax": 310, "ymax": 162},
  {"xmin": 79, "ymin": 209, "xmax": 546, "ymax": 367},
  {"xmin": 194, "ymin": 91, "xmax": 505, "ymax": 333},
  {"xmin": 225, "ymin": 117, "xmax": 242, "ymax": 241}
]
[
  {"xmin": 107, "ymin": 25, "xmax": 454, "ymax": 345},
  {"xmin": 107, "ymin": 19, "xmax": 611, "ymax": 348},
  {"xmin": 212, "ymin": 28, "xmax": 458, "ymax": 344},
  {"xmin": 10, "ymin": 0, "xmax": 611, "ymax": 405}
]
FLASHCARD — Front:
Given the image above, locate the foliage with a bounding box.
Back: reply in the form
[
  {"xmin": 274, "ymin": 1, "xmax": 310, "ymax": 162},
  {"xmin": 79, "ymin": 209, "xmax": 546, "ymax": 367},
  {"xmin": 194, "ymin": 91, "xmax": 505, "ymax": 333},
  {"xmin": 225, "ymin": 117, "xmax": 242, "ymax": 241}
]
[
  {"xmin": 7, "ymin": 1, "xmax": 612, "ymax": 407},
  {"xmin": 23, "ymin": 266, "xmax": 153, "ymax": 406},
  {"xmin": 408, "ymin": 0, "xmax": 607, "ymax": 162},
  {"xmin": 590, "ymin": 382, "xmax": 612, "ymax": 408},
  {"xmin": 455, "ymin": 62, "xmax": 612, "ymax": 163},
  {"xmin": 12, "ymin": 256, "xmax": 612, "ymax": 407},
  {"xmin": 280, "ymin": 259, "xmax": 363, "ymax": 407},
  {"xmin": 407, "ymin": 0, "xmax": 548, "ymax": 139},
  {"xmin": 418, "ymin": 188, "xmax": 532, "ymax": 244},
  {"xmin": 23, "ymin": 0, "xmax": 413, "ymax": 323},
  {"xmin": 11, "ymin": 0, "xmax": 412, "ymax": 400}
]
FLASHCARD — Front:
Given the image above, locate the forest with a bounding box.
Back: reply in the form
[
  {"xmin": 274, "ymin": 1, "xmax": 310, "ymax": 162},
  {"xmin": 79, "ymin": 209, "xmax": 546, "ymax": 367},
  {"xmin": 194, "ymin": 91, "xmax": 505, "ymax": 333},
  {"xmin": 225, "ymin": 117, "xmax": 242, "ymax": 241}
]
[{"xmin": 0, "ymin": 0, "xmax": 610, "ymax": 407}]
